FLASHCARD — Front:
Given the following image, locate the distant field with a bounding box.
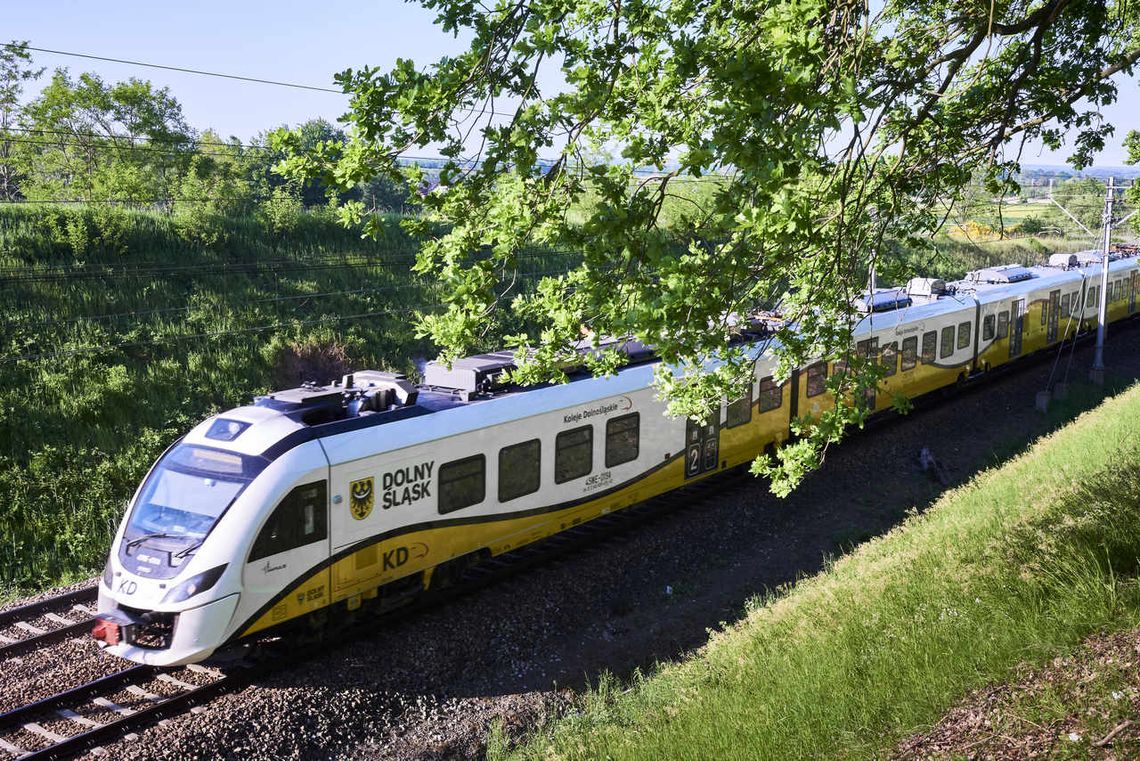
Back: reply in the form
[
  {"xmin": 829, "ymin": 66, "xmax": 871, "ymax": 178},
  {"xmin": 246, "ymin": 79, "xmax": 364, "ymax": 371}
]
[{"xmin": 504, "ymin": 382, "xmax": 1140, "ymax": 760}]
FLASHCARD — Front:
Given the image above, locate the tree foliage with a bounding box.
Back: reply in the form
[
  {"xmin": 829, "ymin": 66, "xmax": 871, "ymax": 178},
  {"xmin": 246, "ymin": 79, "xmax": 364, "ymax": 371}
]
[
  {"xmin": 276, "ymin": 0, "xmax": 1140, "ymax": 493},
  {"xmin": 13, "ymin": 68, "xmax": 193, "ymax": 203},
  {"xmin": 0, "ymin": 41, "xmax": 43, "ymax": 200}
]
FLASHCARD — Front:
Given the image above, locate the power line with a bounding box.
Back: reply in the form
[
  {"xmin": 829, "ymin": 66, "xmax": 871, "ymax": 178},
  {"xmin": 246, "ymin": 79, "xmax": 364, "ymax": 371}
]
[
  {"xmin": 17, "ymin": 45, "xmax": 344, "ymax": 94},
  {"xmin": 8, "ymin": 44, "xmax": 519, "ymax": 119}
]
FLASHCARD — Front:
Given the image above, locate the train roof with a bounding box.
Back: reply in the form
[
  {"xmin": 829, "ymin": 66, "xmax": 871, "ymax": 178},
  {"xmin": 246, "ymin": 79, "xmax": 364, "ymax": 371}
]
[{"xmin": 182, "ymin": 247, "xmax": 1140, "ymax": 463}]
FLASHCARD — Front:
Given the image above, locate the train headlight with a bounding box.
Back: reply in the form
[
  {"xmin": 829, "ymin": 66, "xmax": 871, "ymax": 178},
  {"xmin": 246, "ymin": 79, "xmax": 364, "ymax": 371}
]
[
  {"xmin": 102, "ymin": 559, "xmax": 113, "ymax": 589},
  {"xmin": 162, "ymin": 564, "xmax": 227, "ymax": 604}
]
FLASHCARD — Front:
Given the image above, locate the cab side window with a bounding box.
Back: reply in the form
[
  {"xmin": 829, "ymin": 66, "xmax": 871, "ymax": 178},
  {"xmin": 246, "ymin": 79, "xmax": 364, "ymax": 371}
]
[{"xmin": 249, "ymin": 481, "xmax": 327, "ymax": 561}]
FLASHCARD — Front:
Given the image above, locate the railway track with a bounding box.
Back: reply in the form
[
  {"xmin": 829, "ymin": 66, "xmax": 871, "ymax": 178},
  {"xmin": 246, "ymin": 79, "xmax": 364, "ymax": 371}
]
[
  {"xmin": 0, "ymin": 663, "xmax": 230, "ymax": 759},
  {"xmin": 1, "ymin": 319, "xmax": 1120, "ymax": 759},
  {"xmin": 0, "ymin": 589, "xmax": 98, "ymax": 662},
  {"xmin": 0, "ymin": 467, "xmax": 750, "ymax": 759},
  {"xmin": 0, "ymin": 587, "xmax": 230, "ymax": 759}
]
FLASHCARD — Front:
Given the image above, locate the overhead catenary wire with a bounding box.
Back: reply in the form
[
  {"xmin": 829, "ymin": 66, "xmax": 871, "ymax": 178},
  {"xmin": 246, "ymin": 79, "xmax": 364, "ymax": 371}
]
[
  {"xmin": 7, "ymin": 44, "xmax": 520, "ymax": 119},
  {"xmin": 16, "ymin": 45, "xmax": 345, "ymax": 94}
]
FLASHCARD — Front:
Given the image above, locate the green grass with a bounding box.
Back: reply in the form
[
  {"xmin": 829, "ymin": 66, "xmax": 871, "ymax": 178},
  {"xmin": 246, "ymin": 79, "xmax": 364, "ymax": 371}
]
[
  {"xmin": 500, "ymin": 382, "xmax": 1140, "ymax": 760},
  {"xmin": 0, "ymin": 203, "xmax": 574, "ymax": 597}
]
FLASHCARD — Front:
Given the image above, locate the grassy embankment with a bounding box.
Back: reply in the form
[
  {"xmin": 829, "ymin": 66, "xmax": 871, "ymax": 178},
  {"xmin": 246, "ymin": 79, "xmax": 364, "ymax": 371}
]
[
  {"xmin": 0, "ymin": 198, "xmax": 1095, "ymax": 599},
  {"xmin": 0, "ymin": 204, "xmax": 572, "ymax": 597},
  {"xmin": 501, "ymin": 381, "xmax": 1140, "ymax": 760}
]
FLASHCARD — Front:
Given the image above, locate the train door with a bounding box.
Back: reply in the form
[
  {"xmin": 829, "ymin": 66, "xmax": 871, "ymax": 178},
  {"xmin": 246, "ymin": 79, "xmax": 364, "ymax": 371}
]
[
  {"xmin": 1047, "ymin": 289, "xmax": 1060, "ymax": 343},
  {"xmin": 241, "ymin": 478, "xmax": 332, "ymax": 630},
  {"xmin": 1009, "ymin": 299, "xmax": 1025, "ymax": 358},
  {"xmin": 684, "ymin": 417, "xmax": 719, "ymax": 479},
  {"xmin": 1131, "ymin": 272, "xmax": 1137, "ymax": 315}
]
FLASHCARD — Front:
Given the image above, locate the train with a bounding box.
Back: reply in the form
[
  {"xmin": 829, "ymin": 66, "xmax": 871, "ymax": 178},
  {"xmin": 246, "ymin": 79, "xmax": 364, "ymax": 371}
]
[{"xmin": 92, "ymin": 248, "xmax": 1140, "ymax": 666}]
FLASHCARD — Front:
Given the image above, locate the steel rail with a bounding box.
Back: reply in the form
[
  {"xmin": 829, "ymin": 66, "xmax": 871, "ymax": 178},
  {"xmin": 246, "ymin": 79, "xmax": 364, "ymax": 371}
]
[
  {"xmin": 0, "ymin": 588, "xmax": 96, "ymax": 630},
  {"xmin": 0, "ymin": 621, "xmax": 97, "ymax": 661},
  {"xmin": 0, "ymin": 665, "xmax": 155, "ymax": 729},
  {"xmin": 19, "ymin": 673, "xmax": 234, "ymax": 761}
]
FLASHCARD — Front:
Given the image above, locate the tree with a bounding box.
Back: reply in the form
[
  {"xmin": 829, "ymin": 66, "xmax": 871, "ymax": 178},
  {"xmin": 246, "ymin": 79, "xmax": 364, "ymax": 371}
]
[
  {"xmin": 172, "ymin": 130, "xmax": 256, "ymax": 245},
  {"xmin": 276, "ymin": 0, "xmax": 1140, "ymax": 495},
  {"xmin": 1045, "ymin": 177, "xmax": 1108, "ymax": 236},
  {"xmin": 0, "ymin": 41, "xmax": 43, "ymax": 200},
  {"xmin": 13, "ymin": 69, "xmax": 193, "ymax": 203},
  {"xmin": 248, "ymin": 118, "xmax": 362, "ymax": 207}
]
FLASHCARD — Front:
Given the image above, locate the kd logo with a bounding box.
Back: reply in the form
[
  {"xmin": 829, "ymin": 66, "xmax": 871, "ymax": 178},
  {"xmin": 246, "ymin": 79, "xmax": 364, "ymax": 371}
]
[{"xmin": 349, "ymin": 477, "xmax": 375, "ymax": 520}]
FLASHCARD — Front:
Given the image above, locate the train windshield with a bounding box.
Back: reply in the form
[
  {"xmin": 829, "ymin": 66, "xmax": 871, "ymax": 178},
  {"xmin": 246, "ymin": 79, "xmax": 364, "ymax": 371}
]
[{"xmin": 125, "ymin": 444, "xmax": 268, "ymax": 542}]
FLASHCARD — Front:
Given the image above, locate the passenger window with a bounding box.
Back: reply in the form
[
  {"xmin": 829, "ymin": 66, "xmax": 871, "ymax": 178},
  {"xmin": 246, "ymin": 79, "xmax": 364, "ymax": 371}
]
[
  {"xmin": 725, "ymin": 386, "xmax": 752, "ymax": 429},
  {"xmin": 806, "ymin": 362, "xmax": 828, "ymax": 397},
  {"xmin": 982, "ymin": 315, "xmax": 995, "ymax": 341},
  {"xmin": 438, "ymin": 455, "xmax": 485, "ymax": 514},
  {"xmin": 758, "ymin": 378, "xmax": 782, "ymax": 412},
  {"xmin": 997, "ymin": 311, "xmax": 1010, "ymax": 338},
  {"xmin": 940, "ymin": 326, "xmax": 955, "ymax": 359},
  {"xmin": 605, "ymin": 413, "xmax": 640, "ymax": 467},
  {"xmin": 881, "ymin": 343, "xmax": 898, "ymax": 377},
  {"xmin": 498, "ymin": 440, "xmax": 540, "ymax": 503},
  {"xmin": 249, "ymin": 481, "xmax": 327, "ymax": 562},
  {"xmin": 921, "ymin": 331, "xmax": 937, "ymax": 363},
  {"xmin": 1060, "ymin": 293, "xmax": 1070, "ymax": 318},
  {"xmin": 900, "ymin": 337, "xmax": 917, "ymax": 371},
  {"xmin": 957, "ymin": 321, "xmax": 971, "ymax": 350},
  {"xmin": 555, "ymin": 426, "xmax": 593, "ymax": 484}
]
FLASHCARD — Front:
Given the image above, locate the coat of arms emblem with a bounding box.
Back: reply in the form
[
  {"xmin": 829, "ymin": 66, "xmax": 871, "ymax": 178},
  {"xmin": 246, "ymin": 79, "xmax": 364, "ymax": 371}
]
[{"xmin": 349, "ymin": 477, "xmax": 375, "ymax": 520}]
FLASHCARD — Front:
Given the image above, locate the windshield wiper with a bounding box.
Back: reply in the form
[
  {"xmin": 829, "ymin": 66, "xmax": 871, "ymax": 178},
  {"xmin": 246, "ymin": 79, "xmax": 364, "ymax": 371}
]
[
  {"xmin": 173, "ymin": 540, "xmax": 204, "ymax": 559},
  {"xmin": 125, "ymin": 532, "xmax": 178, "ymax": 549}
]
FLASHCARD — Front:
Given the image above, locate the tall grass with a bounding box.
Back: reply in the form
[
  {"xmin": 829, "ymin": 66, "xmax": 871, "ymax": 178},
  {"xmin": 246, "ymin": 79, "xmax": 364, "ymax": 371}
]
[
  {"xmin": 0, "ymin": 204, "xmax": 572, "ymax": 596},
  {"xmin": 506, "ymin": 382, "xmax": 1140, "ymax": 760}
]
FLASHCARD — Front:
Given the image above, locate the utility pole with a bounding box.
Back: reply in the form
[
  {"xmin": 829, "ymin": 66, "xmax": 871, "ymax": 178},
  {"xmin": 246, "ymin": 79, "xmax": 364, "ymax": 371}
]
[{"xmin": 1089, "ymin": 177, "xmax": 1115, "ymax": 386}]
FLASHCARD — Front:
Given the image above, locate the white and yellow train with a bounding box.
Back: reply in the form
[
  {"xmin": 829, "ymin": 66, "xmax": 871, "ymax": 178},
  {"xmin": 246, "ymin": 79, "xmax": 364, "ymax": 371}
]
[{"xmin": 93, "ymin": 250, "xmax": 1139, "ymax": 666}]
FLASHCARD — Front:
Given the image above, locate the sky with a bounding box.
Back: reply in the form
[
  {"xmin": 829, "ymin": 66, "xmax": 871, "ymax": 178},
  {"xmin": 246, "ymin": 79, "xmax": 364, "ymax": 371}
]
[{"xmin": 7, "ymin": 0, "xmax": 1140, "ymax": 167}]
